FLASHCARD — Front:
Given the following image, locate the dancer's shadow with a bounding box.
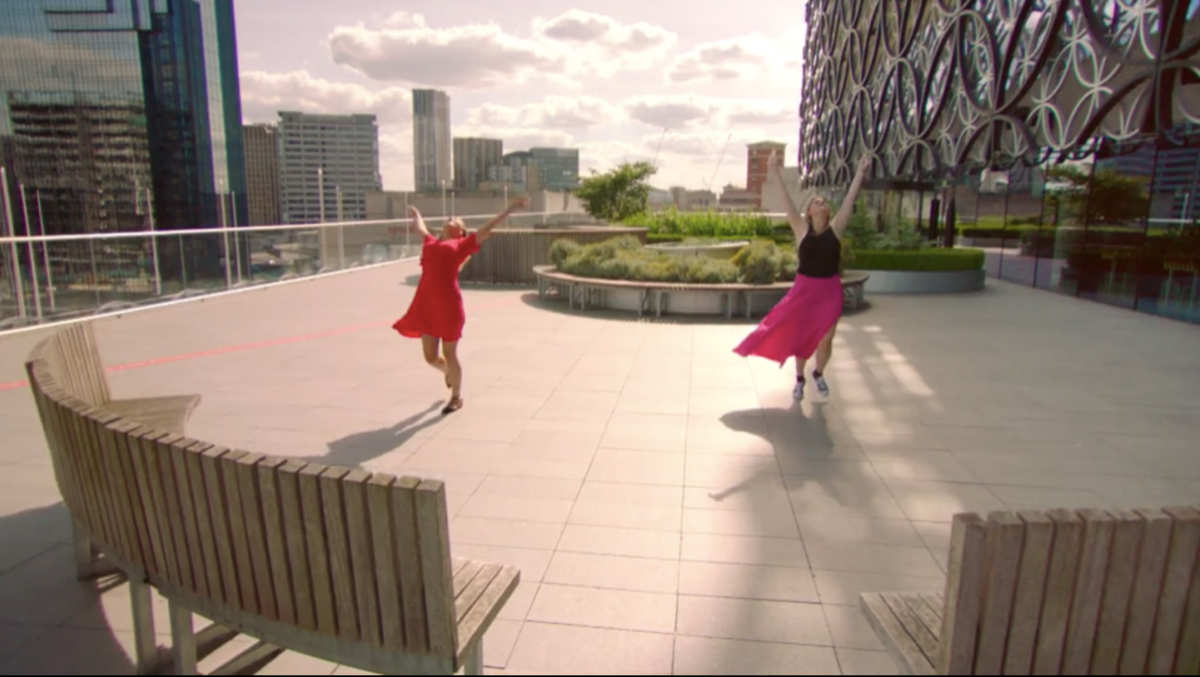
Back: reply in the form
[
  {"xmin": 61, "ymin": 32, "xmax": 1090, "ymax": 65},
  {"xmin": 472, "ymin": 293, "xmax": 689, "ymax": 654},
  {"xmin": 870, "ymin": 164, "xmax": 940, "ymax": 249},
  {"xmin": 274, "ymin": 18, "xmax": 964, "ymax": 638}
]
[{"xmin": 310, "ymin": 401, "xmax": 444, "ymax": 468}]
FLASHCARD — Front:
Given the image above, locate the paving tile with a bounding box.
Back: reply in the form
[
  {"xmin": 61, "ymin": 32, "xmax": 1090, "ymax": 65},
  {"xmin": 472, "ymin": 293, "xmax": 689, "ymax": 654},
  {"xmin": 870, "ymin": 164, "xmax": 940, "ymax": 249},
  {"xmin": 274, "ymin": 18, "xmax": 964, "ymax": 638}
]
[
  {"xmin": 796, "ymin": 516, "xmax": 924, "ymax": 548},
  {"xmin": 506, "ymin": 430, "xmax": 602, "ymax": 458},
  {"xmin": 577, "ymin": 481, "xmax": 683, "ymax": 508},
  {"xmin": 823, "ymin": 603, "xmax": 886, "ymax": 651},
  {"xmin": 676, "ymin": 595, "xmax": 832, "ymax": 646},
  {"xmin": 256, "ymin": 650, "xmax": 339, "ymax": 675},
  {"xmin": 451, "ymin": 517, "xmax": 565, "ymax": 550},
  {"xmin": 882, "ymin": 479, "xmax": 1007, "ymax": 523},
  {"xmin": 804, "ymin": 540, "xmax": 944, "ymax": 578},
  {"xmin": 585, "ymin": 449, "xmax": 684, "ymax": 486},
  {"xmin": 911, "ymin": 521, "xmax": 952, "ymax": 551},
  {"xmin": 684, "ymin": 454, "xmax": 782, "ymax": 489},
  {"xmin": 686, "ymin": 420, "xmax": 776, "ymax": 456},
  {"xmin": 616, "ymin": 387, "xmax": 690, "ymax": 415},
  {"xmin": 527, "ymin": 583, "xmax": 677, "ymax": 633},
  {"xmin": 567, "ymin": 500, "xmax": 683, "ymax": 532},
  {"xmin": 544, "ymin": 552, "xmax": 679, "ymax": 594},
  {"xmin": 558, "ymin": 525, "xmax": 681, "ymax": 560},
  {"xmin": 673, "ymin": 636, "xmax": 841, "ymax": 675},
  {"xmin": 601, "ymin": 413, "xmax": 687, "ymax": 452},
  {"xmin": 677, "ymin": 561, "xmax": 819, "ymax": 604},
  {"xmin": 681, "ymin": 533, "xmax": 809, "ymax": 568},
  {"xmin": 473, "ymin": 475, "xmax": 583, "ymax": 501},
  {"xmin": 0, "ymin": 625, "xmax": 152, "ymax": 675},
  {"xmin": 0, "ymin": 546, "xmax": 103, "ymax": 626},
  {"xmin": 684, "ymin": 483, "xmax": 795, "ymax": 514},
  {"xmin": 837, "ymin": 648, "xmax": 901, "ymax": 676},
  {"xmin": 482, "ymin": 619, "xmax": 523, "ymax": 670},
  {"xmin": 506, "ymin": 622, "xmax": 675, "ymax": 675},
  {"xmin": 457, "ymin": 495, "xmax": 575, "ymax": 524},
  {"xmin": 681, "ymin": 508, "xmax": 800, "ymax": 539},
  {"xmin": 812, "ymin": 570, "xmax": 945, "ymax": 607},
  {"xmin": 449, "ymin": 545, "xmax": 553, "ymax": 584}
]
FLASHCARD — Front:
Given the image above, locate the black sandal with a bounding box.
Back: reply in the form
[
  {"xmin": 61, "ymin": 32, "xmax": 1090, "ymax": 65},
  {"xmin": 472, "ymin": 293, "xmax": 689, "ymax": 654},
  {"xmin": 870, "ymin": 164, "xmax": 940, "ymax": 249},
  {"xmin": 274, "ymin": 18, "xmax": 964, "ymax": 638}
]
[{"xmin": 441, "ymin": 396, "xmax": 463, "ymax": 415}]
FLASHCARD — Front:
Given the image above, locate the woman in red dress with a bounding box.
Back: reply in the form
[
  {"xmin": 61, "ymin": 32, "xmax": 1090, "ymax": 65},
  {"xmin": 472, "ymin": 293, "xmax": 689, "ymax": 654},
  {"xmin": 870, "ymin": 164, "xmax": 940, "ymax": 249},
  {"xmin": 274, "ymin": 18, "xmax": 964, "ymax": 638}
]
[{"xmin": 393, "ymin": 197, "xmax": 531, "ymax": 414}]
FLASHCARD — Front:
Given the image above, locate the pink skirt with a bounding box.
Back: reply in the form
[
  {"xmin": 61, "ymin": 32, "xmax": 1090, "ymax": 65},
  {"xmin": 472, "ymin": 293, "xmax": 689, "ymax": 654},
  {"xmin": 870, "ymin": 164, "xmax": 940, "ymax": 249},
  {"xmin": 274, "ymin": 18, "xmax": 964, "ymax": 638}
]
[{"xmin": 734, "ymin": 274, "xmax": 843, "ymax": 366}]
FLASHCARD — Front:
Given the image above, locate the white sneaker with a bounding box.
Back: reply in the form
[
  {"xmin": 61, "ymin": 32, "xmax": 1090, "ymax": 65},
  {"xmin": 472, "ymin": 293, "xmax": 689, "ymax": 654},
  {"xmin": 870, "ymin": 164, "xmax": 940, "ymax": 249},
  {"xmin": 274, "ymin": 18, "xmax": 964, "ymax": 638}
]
[
  {"xmin": 814, "ymin": 373, "xmax": 830, "ymax": 397},
  {"xmin": 792, "ymin": 378, "xmax": 806, "ymax": 401}
]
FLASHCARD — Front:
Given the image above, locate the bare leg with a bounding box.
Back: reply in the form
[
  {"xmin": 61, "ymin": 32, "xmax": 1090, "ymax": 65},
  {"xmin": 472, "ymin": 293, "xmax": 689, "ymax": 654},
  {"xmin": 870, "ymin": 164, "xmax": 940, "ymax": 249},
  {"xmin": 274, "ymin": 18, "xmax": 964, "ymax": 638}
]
[
  {"xmin": 794, "ymin": 356, "xmax": 808, "ymax": 380},
  {"xmin": 815, "ymin": 321, "xmax": 839, "ymax": 374},
  {"xmin": 442, "ymin": 340, "xmax": 464, "ymax": 410},
  {"xmin": 421, "ymin": 334, "xmax": 448, "ymax": 377}
]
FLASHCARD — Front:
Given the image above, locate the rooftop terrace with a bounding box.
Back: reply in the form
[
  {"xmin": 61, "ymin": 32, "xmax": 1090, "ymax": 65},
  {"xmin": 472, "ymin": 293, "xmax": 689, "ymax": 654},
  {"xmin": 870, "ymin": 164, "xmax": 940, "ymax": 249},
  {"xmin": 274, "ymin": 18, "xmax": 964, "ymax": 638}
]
[{"xmin": 1, "ymin": 259, "xmax": 1198, "ymax": 675}]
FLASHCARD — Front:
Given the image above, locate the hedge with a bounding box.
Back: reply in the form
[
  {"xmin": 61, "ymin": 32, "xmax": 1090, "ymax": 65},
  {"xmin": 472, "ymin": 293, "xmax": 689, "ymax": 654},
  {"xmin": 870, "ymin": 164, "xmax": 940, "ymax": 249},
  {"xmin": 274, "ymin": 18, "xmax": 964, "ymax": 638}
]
[
  {"xmin": 646, "ymin": 232, "xmax": 795, "ymax": 245},
  {"xmin": 848, "ymin": 248, "xmax": 986, "ymax": 272}
]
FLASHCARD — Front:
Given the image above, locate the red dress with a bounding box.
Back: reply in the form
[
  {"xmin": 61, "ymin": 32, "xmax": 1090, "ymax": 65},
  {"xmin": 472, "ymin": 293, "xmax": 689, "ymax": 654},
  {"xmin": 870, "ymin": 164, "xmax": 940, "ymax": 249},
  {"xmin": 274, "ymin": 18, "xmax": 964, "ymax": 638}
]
[{"xmin": 392, "ymin": 233, "xmax": 481, "ymax": 342}]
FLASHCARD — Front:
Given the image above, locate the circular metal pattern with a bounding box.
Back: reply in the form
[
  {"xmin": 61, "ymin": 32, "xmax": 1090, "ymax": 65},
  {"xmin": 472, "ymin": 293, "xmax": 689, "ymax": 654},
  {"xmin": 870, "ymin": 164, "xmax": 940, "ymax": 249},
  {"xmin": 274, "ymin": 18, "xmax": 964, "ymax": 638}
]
[{"xmin": 799, "ymin": 0, "xmax": 1200, "ymax": 187}]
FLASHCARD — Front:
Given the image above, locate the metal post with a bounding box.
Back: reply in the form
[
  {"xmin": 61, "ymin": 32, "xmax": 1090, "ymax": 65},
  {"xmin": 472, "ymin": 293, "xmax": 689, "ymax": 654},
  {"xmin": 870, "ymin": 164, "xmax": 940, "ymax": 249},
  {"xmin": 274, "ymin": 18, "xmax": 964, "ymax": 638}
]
[
  {"xmin": 336, "ymin": 186, "xmax": 345, "ymax": 269},
  {"xmin": 441, "ymin": 181, "xmax": 447, "ymax": 216},
  {"xmin": 145, "ymin": 188, "xmax": 161, "ymax": 296},
  {"xmin": 318, "ymin": 168, "xmax": 326, "ymax": 222},
  {"xmin": 0, "ymin": 167, "xmax": 26, "ymax": 318},
  {"xmin": 219, "ymin": 190, "xmax": 232, "ymax": 288},
  {"xmin": 35, "ymin": 190, "xmax": 55, "ymax": 311},
  {"xmin": 18, "ymin": 183, "xmax": 43, "ymax": 319},
  {"xmin": 231, "ymin": 191, "xmax": 242, "ymax": 283},
  {"xmin": 451, "ymin": 189, "xmax": 456, "ymax": 218}
]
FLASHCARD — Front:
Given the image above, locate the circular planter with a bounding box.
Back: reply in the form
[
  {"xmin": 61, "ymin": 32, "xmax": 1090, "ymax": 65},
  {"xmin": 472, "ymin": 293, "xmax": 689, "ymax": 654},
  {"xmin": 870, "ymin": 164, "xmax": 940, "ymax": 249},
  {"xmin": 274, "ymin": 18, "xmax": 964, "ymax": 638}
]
[
  {"xmin": 645, "ymin": 241, "xmax": 750, "ymax": 261},
  {"xmin": 850, "ymin": 268, "xmax": 985, "ymax": 294}
]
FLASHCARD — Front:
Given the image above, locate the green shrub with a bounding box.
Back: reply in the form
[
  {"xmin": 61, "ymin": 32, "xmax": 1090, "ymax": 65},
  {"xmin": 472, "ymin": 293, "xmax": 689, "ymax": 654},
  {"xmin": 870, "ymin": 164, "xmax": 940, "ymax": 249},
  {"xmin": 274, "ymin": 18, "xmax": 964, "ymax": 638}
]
[
  {"xmin": 848, "ymin": 248, "xmax": 986, "ymax": 272},
  {"xmin": 732, "ymin": 240, "xmax": 783, "ymax": 285},
  {"xmin": 554, "ymin": 235, "xmax": 738, "ymax": 283},
  {"xmin": 548, "ymin": 239, "xmax": 582, "ymax": 267},
  {"xmin": 623, "ymin": 208, "xmax": 780, "ymax": 239}
]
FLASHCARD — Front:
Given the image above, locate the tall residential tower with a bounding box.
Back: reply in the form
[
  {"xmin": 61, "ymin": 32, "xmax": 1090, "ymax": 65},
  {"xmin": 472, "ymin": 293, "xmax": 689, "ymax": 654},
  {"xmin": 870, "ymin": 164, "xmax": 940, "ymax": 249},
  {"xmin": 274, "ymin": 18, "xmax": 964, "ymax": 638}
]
[
  {"xmin": 412, "ymin": 89, "xmax": 451, "ymax": 193},
  {"xmin": 278, "ymin": 112, "xmax": 381, "ymax": 224},
  {"xmin": 453, "ymin": 138, "xmax": 503, "ymax": 192},
  {"xmin": 243, "ymin": 124, "xmax": 281, "ymax": 226}
]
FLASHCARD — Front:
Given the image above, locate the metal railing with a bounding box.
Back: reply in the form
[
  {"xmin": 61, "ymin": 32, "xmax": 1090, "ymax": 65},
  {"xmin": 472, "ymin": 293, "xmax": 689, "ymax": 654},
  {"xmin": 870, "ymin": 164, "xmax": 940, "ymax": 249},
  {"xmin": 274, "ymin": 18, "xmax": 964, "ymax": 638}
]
[{"xmin": 0, "ymin": 210, "xmax": 593, "ymax": 332}]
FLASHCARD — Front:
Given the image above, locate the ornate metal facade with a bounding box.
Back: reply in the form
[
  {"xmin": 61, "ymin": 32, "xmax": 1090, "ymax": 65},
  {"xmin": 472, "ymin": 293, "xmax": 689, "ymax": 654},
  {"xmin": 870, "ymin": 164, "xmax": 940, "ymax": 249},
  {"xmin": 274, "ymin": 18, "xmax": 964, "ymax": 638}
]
[{"xmin": 799, "ymin": 0, "xmax": 1200, "ymax": 187}]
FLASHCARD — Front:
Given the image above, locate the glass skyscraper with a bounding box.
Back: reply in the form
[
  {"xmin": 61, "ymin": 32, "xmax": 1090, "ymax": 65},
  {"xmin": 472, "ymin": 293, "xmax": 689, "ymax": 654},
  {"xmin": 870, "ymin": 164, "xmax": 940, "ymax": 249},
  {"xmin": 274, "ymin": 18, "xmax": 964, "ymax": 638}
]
[{"xmin": 0, "ymin": 0, "xmax": 248, "ymax": 239}]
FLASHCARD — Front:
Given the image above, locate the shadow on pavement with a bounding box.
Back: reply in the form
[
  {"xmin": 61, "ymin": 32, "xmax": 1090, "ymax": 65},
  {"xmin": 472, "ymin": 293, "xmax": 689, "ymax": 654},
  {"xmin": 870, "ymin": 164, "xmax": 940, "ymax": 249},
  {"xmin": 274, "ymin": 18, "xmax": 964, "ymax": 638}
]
[{"xmin": 314, "ymin": 400, "xmax": 444, "ymax": 468}]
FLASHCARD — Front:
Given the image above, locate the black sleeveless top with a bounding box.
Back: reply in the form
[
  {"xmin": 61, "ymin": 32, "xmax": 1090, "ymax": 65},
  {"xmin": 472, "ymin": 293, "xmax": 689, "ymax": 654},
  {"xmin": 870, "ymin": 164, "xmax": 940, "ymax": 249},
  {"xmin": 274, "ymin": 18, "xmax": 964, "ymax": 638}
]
[{"xmin": 798, "ymin": 227, "xmax": 841, "ymax": 279}]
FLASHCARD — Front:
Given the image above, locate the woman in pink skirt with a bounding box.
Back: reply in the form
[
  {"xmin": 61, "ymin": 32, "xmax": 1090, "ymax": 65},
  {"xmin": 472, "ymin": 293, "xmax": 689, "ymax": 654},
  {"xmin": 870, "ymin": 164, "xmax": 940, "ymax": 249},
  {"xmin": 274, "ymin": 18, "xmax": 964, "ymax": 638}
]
[{"xmin": 734, "ymin": 155, "xmax": 871, "ymax": 401}]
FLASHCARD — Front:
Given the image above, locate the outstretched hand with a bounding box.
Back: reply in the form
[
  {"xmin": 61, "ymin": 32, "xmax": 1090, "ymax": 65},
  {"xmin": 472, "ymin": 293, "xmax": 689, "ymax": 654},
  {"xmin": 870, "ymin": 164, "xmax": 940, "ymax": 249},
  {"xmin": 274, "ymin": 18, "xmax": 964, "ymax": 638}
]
[
  {"xmin": 408, "ymin": 205, "xmax": 421, "ymax": 219},
  {"xmin": 510, "ymin": 196, "xmax": 532, "ymax": 211},
  {"xmin": 857, "ymin": 156, "xmax": 872, "ymax": 177}
]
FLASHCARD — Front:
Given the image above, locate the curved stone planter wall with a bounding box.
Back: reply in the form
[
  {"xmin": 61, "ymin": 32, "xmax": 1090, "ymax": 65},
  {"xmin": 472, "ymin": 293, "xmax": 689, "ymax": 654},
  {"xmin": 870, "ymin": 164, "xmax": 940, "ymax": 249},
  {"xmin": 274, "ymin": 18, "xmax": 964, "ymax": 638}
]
[
  {"xmin": 645, "ymin": 241, "xmax": 750, "ymax": 261},
  {"xmin": 852, "ymin": 268, "xmax": 986, "ymax": 294},
  {"xmin": 460, "ymin": 226, "xmax": 648, "ymax": 285}
]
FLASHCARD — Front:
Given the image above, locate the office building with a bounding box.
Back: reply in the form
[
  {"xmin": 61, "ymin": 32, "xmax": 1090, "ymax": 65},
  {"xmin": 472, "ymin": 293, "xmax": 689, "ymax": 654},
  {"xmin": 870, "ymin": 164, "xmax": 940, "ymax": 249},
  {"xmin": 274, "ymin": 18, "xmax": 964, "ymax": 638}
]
[
  {"xmin": 529, "ymin": 148, "xmax": 580, "ymax": 192},
  {"xmin": 413, "ymin": 89, "xmax": 451, "ymax": 193},
  {"xmin": 453, "ymin": 138, "xmax": 503, "ymax": 192},
  {"xmin": 0, "ymin": 0, "xmax": 248, "ymax": 237},
  {"xmin": 244, "ymin": 124, "xmax": 281, "ymax": 226},
  {"xmin": 747, "ymin": 142, "xmax": 786, "ymax": 207},
  {"xmin": 277, "ymin": 112, "xmax": 381, "ymax": 224}
]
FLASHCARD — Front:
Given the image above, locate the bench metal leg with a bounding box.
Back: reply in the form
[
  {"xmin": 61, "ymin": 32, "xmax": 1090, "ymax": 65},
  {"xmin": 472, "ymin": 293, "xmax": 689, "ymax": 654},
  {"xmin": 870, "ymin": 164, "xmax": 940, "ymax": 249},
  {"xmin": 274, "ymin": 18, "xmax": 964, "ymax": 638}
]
[
  {"xmin": 169, "ymin": 600, "xmax": 197, "ymax": 676},
  {"xmin": 462, "ymin": 639, "xmax": 484, "ymax": 676},
  {"xmin": 656, "ymin": 291, "xmax": 666, "ymax": 318},
  {"xmin": 130, "ymin": 575, "xmax": 159, "ymax": 675}
]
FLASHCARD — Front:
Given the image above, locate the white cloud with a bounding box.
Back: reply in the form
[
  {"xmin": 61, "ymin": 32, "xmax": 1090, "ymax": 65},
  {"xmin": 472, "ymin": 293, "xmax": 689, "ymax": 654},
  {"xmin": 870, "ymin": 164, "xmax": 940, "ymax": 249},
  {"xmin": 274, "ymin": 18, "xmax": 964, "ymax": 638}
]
[
  {"xmin": 666, "ymin": 33, "xmax": 792, "ymax": 83},
  {"xmin": 465, "ymin": 96, "xmax": 624, "ymax": 129},
  {"xmin": 326, "ymin": 11, "xmax": 675, "ymax": 89},
  {"xmin": 379, "ymin": 130, "xmax": 415, "ymax": 194},
  {"xmin": 240, "ymin": 70, "xmax": 411, "ymax": 124},
  {"xmin": 625, "ymin": 95, "xmax": 794, "ymax": 130}
]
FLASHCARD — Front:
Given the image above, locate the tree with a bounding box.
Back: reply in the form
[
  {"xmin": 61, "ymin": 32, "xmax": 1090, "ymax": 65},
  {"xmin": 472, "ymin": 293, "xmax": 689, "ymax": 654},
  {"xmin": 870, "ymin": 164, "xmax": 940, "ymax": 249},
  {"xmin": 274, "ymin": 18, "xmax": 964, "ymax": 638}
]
[
  {"xmin": 574, "ymin": 162, "xmax": 658, "ymax": 222},
  {"xmin": 1046, "ymin": 165, "xmax": 1151, "ymax": 225}
]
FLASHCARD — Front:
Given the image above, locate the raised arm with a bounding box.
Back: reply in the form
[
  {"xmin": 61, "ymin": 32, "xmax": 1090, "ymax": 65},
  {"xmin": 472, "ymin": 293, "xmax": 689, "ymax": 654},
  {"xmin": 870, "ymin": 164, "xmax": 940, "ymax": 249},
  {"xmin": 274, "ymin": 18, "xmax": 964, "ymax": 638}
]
[
  {"xmin": 831, "ymin": 156, "xmax": 872, "ymax": 238},
  {"xmin": 408, "ymin": 205, "xmax": 432, "ymax": 238},
  {"xmin": 477, "ymin": 196, "xmax": 531, "ymax": 243},
  {"xmin": 771, "ymin": 156, "xmax": 808, "ymax": 240}
]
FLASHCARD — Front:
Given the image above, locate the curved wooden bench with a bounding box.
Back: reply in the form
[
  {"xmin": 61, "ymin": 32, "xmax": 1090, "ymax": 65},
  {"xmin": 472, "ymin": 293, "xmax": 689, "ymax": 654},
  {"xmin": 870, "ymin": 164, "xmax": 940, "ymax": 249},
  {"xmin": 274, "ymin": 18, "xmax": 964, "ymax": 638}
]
[
  {"xmin": 25, "ymin": 324, "xmax": 519, "ymax": 676},
  {"xmin": 863, "ymin": 509, "xmax": 1200, "ymax": 676},
  {"xmin": 533, "ymin": 266, "xmax": 871, "ymax": 318}
]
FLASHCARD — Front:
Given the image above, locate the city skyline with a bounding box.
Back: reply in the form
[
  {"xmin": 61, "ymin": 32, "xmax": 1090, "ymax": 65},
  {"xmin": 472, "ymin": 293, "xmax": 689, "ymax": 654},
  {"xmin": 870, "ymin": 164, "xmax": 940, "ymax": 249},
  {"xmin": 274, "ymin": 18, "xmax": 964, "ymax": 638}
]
[{"xmin": 232, "ymin": 1, "xmax": 804, "ymax": 192}]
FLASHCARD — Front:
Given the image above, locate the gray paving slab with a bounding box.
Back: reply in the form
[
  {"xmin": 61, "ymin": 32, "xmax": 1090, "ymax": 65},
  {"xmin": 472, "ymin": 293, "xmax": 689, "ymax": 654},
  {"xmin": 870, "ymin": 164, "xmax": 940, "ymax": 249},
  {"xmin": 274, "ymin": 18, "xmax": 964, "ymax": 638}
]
[{"xmin": 1, "ymin": 259, "xmax": 1199, "ymax": 674}]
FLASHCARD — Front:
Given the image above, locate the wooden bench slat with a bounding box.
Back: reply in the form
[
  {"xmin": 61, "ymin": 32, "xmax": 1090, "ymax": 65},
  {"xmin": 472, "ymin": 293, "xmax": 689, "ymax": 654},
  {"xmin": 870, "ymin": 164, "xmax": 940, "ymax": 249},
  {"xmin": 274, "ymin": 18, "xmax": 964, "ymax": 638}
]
[
  {"xmin": 110, "ymin": 420, "xmax": 153, "ymax": 570},
  {"xmin": 278, "ymin": 461, "xmax": 318, "ymax": 631},
  {"xmin": 861, "ymin": 592, "xmax": 937, "ymax": 676},
  {"xmin": 367, "ymin": 474, "xmax": 406, "ymax": 647},
  {"xmin": 64, "ymin": 405, "xmax": 110, "ymax": 547},
  {"xmin": 200, "ymin": 446, "xmax": 243, "ymax": 609},
  {"xmin": 256, "ymin": 457, "xmax": 296, "ymax": 625},
  {"xmin": 1150, "ymin": 507, "xmax": 1200, "ymax": 675},
  {"xmin": 1174, "ymin": 524, "xmax": 1200, "ymax": 676},
  {"xmin": 183, "ymin": 445, "xmax": 224, "ymax": 601},
  {"xmin": 455, "ymin": 566, "xmax": 520, "ymax": 663},
  {"xmin": 153, "ymin": 434, "xmax": 196, "ymax": 595},
  {"xmin": 1090, "ymin": 509, "xmax": 1145, "ymax": 675},
  {"xmin": 1120, "ymin": 509, "xmax": 1175, "ymax": 675},
  {"xmin": 453, "ymin": 560, "xmax": 486, "ymax": 602},
  {"xmin": 455, "ymin": 563, "xmax": 500, "ymax": 623},
  {"xmin": 104, "ymin": 395, "xmax": 202, "ymax": 437},
  {"xmin": 1063, "ymin": 509, "xmax": 1115, "ymax": 674},
  {"xmin": 141, "ymin": 430, "xmax": 186, "ymax": 588},
  {"xmin": 169, "ymin": 440, "xmax": 211, "ymax": 598},
  {"xmin": 1003, "ymin": 510, "xmax": 1055, "ymax": 675},
  {"xmin": 95, "ymin": 418, "xmax": 143, "ymax": 567},
  {"xmin": 318, "ymin": 466, "xmax": 360, "ymax": 641},
  {"xmin": 899, "ymin": 593, "xmax": 944, "ymax": 646},
  {"xmin": 415, "ymin": 480, "xmax": 458, "ymax": 659},
  {"xmin": 937, "ymin": 512, "xmax": 986, "ymax": 674},
  {"xmin": 341, "ymin": 469, "xmax": 380, "ymax": 646},
  {"xmin": 298, "ymin": 464, "xmax": 338, "ymax": 636},
  {"xmin": 78, "ymin": 322, "xmax": 112, "ymax": 404},
  {"xmin": 883, "ymin": 592, "xmax": 938, "ymax": 665},
  {"xmin": 219, "ymin": 450, "xmax": 259, "ymax": 616},
  {"xmin": 975, "ymin": 511, "xmax": 1024, "ymax": 674},
  {"xmin": 392, "ymin": 476, "xmax": 428, "ymax": 652},
  {"xmin": 236, "ymin": 453, "xmax": 279, "ymax": 621},
  {"xmin": 1032, "ymin": 509, "xmax": 1084, "ymax": 675}
]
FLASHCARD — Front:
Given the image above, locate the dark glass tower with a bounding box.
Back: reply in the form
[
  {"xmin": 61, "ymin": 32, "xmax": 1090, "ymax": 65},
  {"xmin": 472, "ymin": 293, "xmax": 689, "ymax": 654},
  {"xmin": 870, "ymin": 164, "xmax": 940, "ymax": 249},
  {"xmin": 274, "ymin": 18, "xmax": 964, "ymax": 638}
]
[{"xmin": 0, "ymin": 0, "xmax": 248, "ymax": 239}]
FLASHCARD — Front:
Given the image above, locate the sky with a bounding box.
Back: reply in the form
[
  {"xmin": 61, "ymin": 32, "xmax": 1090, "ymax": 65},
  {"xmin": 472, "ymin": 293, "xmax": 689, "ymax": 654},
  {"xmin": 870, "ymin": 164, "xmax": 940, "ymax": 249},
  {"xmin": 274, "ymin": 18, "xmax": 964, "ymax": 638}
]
[{"xmin": 233, "ymin": 0, "xmax": 807, "ymax": 192}]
